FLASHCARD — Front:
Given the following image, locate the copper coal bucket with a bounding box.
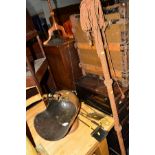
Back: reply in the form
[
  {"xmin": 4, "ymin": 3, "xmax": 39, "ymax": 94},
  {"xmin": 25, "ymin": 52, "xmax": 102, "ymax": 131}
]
[{"xmin": 34, "ymin": 90, "xmax": 80, "ymax": 141}]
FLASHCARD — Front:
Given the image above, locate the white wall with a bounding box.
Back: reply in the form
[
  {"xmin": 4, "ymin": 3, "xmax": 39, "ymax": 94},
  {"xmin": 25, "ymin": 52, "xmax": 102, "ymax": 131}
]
[
  {"xmin": 26, "ymin": 0, "xmax": 80, "ymax": 25},
  {"xmin": 52, "ymin": 0, "xmax": 80, "ymax": 8},
  {"xmin": 26, "ymin": 0, "xmax": 43, "ymax": 16}
]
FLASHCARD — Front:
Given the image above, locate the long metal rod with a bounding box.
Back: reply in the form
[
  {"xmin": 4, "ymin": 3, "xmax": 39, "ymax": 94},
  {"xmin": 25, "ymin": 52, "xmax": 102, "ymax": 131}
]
[
  {"xmin": 47, "ymin": 0, "xmax": 57, "ymax": 26},
  {"xmin": 80, "ymin": 112, "xmax": 100, "ymax": 126},
  {"xmin": 47, "ymin": 0, "xmax": 53, "ymax": 12},
  {"xmin": 92, "ymin": 1, "xmax": 126, "ymax": 154},
  {"xmin": 98, "ymin": 50, "xmax": 126, "ymax": 155},
  {"xmin": 96, "ymin": 22, "xmax": 126, "ymax": 155},
  {"xmin": 78, "ymin": 117, "xmax": 94, "ymax": 130},
  {"xmin": 101, "ymin": 29, "xmax": 125, "ymax": 99}
]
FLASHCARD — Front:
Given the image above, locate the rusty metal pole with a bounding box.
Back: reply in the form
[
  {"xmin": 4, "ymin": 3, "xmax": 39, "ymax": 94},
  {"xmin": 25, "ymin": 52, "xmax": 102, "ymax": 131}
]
[
  {"xmin": 97, "ymin": 47, "xmax": 126, "ymax": 155},
  {"xmin": 79, "ymin": 0, "xmax": 126, "ymax": 153},
  {"xmin": 88, "ymin": 1, "xmax": 126, "ymax": 154},
  {"xmin": 93, "ymin": 13, "xmax": 127, "ymax": 155}
]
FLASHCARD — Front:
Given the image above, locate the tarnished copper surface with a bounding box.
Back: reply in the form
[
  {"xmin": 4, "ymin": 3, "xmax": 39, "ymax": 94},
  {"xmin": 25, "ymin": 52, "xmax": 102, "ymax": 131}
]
[{"xmin": 34, "ymin": 90, "xmax": 80, "ymax": 141}]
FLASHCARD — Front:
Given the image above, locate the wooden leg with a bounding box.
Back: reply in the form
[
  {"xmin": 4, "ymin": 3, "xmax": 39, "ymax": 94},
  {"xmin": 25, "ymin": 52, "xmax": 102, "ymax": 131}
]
[
  {"xmin": 26, "ymin": 122, "xmax": 36, "ymax": 147},
  {"xmin": 94, "ymin": 139, "xmax": 109, "ymax": 155},
  {"xmin": 26, "ymin": 136, "xmax": 38, "ymax": 155}
]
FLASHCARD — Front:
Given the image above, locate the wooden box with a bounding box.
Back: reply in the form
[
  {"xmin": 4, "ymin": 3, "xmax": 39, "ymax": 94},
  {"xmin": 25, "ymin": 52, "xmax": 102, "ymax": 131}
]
[
  {"xmin": 44, "ymin": 39, "xmax": 82, "ymax": 90},
  {"xmin": 70, "ymin": 3, "xmax": 129, "ymax": 87}
]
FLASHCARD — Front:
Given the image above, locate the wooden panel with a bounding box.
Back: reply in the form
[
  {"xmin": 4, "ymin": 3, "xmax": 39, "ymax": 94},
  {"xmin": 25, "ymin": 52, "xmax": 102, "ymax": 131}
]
[
  {"xmin": 105, "ymin": 23, "xmax": 128, "ymax": 43},
  {"xmin": 108, "ymin": 42, "xmax": 121, "ymax": 51},
  {"xmin": 80, "ymin": 63, "xmax": 102, "ymax": 76},
  {"xmin": 107, "ymin": 50, "xmax": 123, "ymax": 70},
  {"xmin": 26, "ymin": 86, "xmax": 42, "ymax": 107},
  {"xmin": 44, "ymin": 39, "xmax": 82, "ymax": 90},
  {"xmin": 105, "ymin": 13, "xmax": 120, "ymax": 20},
  {"xmin": 45, "ymin": 45, "xmax": 73, "ymax": 89},
  {"xmin": 77, "ymin": 42, "xmax": 122, "ymax": 68},
  {"xmin": 79, "ymin": 49, "xmax": 101, "ymax": 67},
  {"xmin": 26, "ymin": 58, "xmax": 48, "ymax": 83},
  {"xmin": 80, "ymin": 63, "xmax": 122, "ymax": 80},
  {"xmin": 26, "ymin": 94, "xmax": 42, "ymax": 108},
  {"xmin": 77, "ymin": 42, "xmax": 121, "ymax": 52},
  {"xmin": 73, "ymin": 22, "xmax": 90, "ymax": 43},
  {"xmin": 26, "ymin": 76, "xmax": 36, "ymax": 88},
  {"xmin": 70, "ymin": 13, "xmax": 128, "ymax": 86}
]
